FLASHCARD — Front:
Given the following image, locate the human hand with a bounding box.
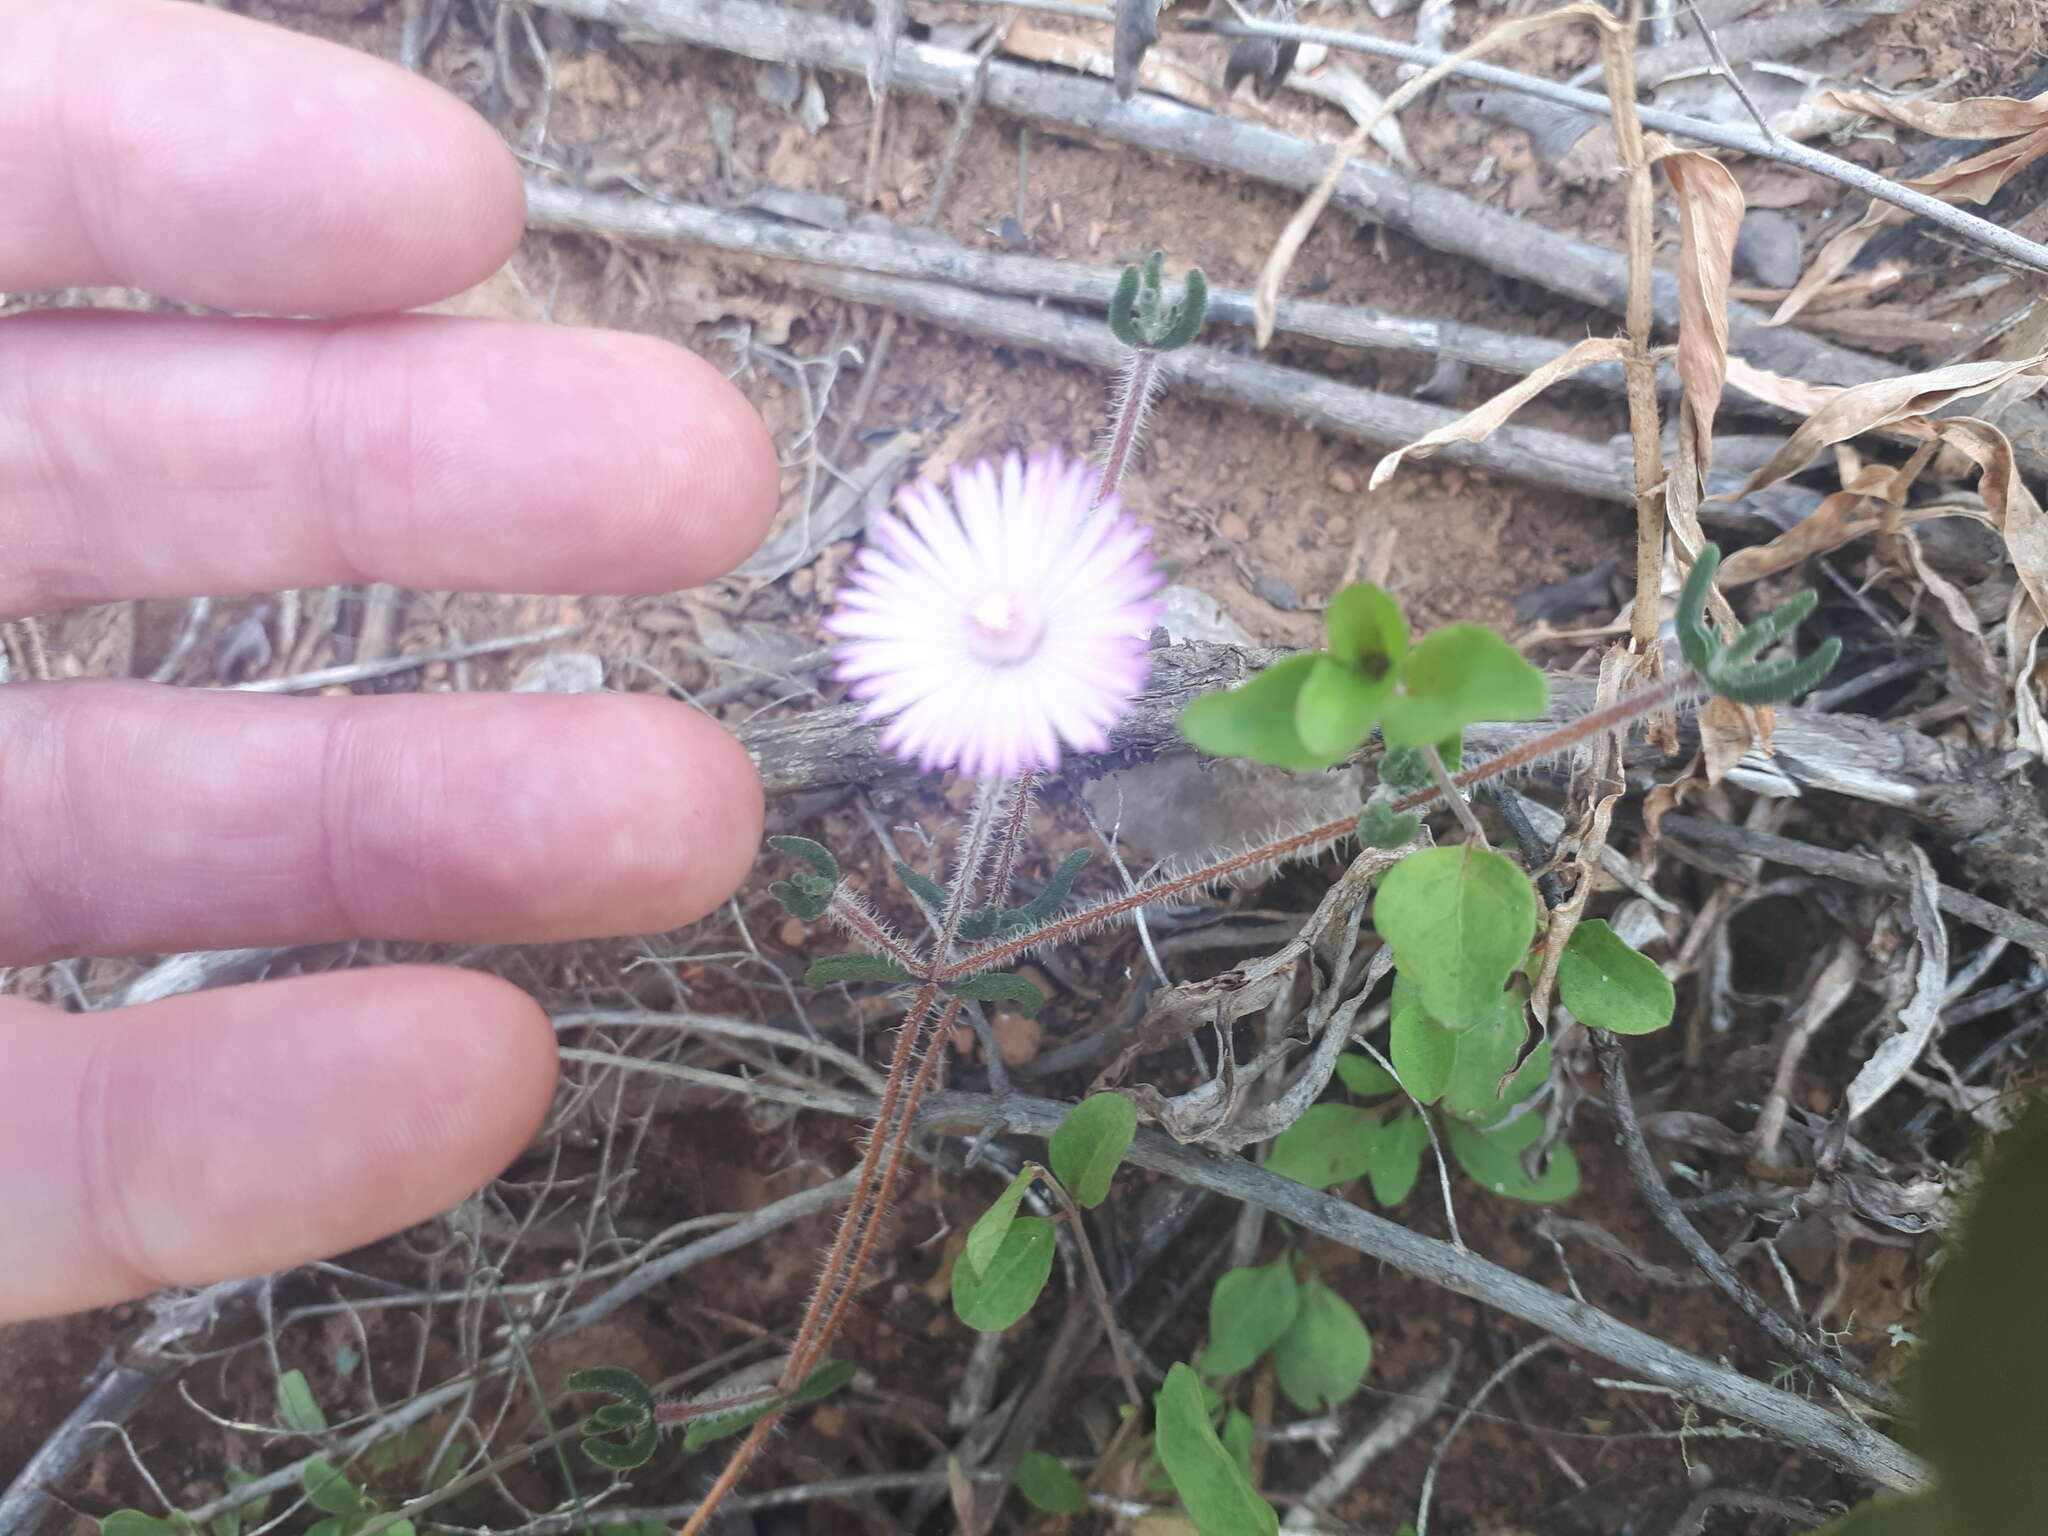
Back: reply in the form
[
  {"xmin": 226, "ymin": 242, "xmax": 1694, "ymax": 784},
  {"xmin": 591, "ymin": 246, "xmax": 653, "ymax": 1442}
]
[{"xmin": 0, "ymin": 0, "xmax": 778, "ymax": 1322}]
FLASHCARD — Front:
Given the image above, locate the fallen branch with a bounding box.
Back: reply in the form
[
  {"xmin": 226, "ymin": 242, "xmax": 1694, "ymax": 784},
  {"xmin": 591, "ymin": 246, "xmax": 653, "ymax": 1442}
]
[
  {"xmin": 912, "ymin": 1090, "xmax": 1927, "ymax": 1491},
  {"xmin": 1196, "ymin": 14, "xmax": 2048, "ymax": 283},
  {"xmin": 526, "ymin": 179, "xmax": 1660, "ymax": 398},
  {"xmin": 530, "ymin": 0, "xmax": 1960, "ymax": 394}
]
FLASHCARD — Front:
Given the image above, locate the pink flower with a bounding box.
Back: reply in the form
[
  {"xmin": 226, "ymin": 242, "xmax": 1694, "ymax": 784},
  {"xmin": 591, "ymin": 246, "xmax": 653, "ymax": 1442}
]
[{"xmin": 826, "ymin": 447, "xmax": 1164, "ymax": 779}]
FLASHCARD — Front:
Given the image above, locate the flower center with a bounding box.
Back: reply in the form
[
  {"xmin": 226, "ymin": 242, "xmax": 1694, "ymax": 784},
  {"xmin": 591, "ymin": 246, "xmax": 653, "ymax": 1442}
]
[{"xmin": 963, "ymin": 588, "xmax": 1046, "ymax": 667}]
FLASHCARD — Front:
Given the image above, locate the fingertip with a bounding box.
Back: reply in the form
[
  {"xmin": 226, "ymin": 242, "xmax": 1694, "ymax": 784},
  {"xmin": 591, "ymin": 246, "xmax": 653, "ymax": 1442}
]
[{"xmin": 581, "ymin": 329, "xmax": 783, "ymax": 586}]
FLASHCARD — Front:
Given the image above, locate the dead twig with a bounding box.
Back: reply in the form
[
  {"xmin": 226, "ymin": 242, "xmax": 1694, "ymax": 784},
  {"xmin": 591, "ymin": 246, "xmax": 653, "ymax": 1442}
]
[
  {"xmin": 1591, "ymin": 1031, "xmax": 1905, "ymax": 1414},
  {"xmin": 219, "ymin": 622, "xmax": 586, "ymax": 694}
]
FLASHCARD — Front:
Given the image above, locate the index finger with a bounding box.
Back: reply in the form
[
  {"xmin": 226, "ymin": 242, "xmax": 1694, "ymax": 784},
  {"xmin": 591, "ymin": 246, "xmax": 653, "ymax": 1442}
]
[{"xmin": 0, "ymin": 0, "xmax": 524, "ymax": 314}]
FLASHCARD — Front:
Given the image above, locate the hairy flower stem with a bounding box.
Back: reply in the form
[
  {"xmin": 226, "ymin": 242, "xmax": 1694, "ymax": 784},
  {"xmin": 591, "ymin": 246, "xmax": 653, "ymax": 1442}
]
[
  {"xmin": 1097, "ymin": 347, "xmax": 1159, "ymax": 506},
  {"xmin": 684, "ymin": 781, "xmax": 1021, "ymax": 1536},
  {"xmin": 936, "ymin": 669, "xmax": 1703, "ymax": 983}
]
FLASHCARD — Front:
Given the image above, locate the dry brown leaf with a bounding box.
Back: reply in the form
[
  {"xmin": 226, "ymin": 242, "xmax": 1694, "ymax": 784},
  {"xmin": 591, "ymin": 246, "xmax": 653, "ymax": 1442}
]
[
  {"xmin": 1722, "ymin": 356, "xmax": 1841, "ymax": 418},
  {"xmin": 1368, "ymin": 337, "xmax": 1630, "ymax": 490},
  {"xmin": 2006, "ymin": 586, "xmax": 2048, "ymax": 758},
  {"xmin": 1696, "ymin": 695, "xmax": 1767, "ymax": 787},
  {"xmin": 1251, "ymin": 1, "xmax": 1620, "ymax": 348},
  {"xmin": 1733, "ymin": 353, "xmax": 2048, "ymax": 497},
  {"xmin": 1883, "ymin": 527, "xmax": 2003, "ymax": 733},
  {"xmin": 1924, "ymin": 415, "xmax": 2048, "ymax": 620},
  {"xmin": 1766, "ymin": 125, "xmax": 2048, "ymax": 327},
  {"xmin": 1660, "ymin": 150, "xmax": 1745, "ymax": 469},
  {"xmin": 1816, "ymin": 88, "xmax": 2048, "ymax": 141}
]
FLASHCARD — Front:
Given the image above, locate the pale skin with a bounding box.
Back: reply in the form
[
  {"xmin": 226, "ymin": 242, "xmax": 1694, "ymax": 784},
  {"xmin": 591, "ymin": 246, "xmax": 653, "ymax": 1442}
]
[{"xmin": 0, "ymin": 0, "xmax": 781, "ymax": 1323}]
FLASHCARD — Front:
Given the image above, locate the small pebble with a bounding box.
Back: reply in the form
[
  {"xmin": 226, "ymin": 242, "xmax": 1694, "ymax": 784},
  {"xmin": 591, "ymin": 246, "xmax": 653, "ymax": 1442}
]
[
  {"xmin": 1217, "ymin": 511, "xmax": 1252, "ymax": 542},
  {"xmin": 777, "ymin": 918, "xmax": 807, "ymax": 948},
  {"xmin": 1328, "ymin": 467, "xmax": 1359, "ymax": 494},
  {"xmin": 1733, "ymin": 209, "xmax": 1805, "ymax": 290}
]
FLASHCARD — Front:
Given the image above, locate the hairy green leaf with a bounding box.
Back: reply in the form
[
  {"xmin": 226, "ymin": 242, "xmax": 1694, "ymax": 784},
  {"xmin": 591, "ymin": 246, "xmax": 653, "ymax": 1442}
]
[
  {"xmin": 769, "ymin": 877, "xmax": 832, "ymax": 922},
  {"xmin": 1272, "ymin": 1277, "xmax": 1373, "ymax": 1412},
  {"xmin": 805, "ymin": 953, "xmax": 913, "ymax": 987},
  {"xmin": 1374, "ymin": 846, "xmax": 1538, "ymax": 1028},
  {"xmin": 567, "ymin": 1366, "xmax": 655, "ymax": 1415},
  {"xmin": 769, "ymin": 835, "xmax": 839, "ymax": 883},
  {"xmin": 1198, "ymin": 1258, "xmax": 1300, "ymax": 1378},
  {"xmin": 1380, "ymin": 624, "xmax": 1548, "ymax": 749},
  {"xmin": 1154, "ymin": 1363, "xmax": 1279, "ymax": 1536},
  {"xmin": 1675, "ymin": 543, "xmax": 1722, "ymax": 675},
  {"xmin": 961, "ymin": 849, "xmax": 1095, "ymax": 940},
  {"xmin": 1357, "ymin": 801, "xmax": 1422, "ymax": 849},
  {"xmin": 893, "ymin": 862, "xmax": 949, "ymax": 914},
  {"xmin": 1180, "ymin": 654, "xmax": 1345, "ymax": 770},
  {"xmin": 952, "ymin": 1217, "xmax": 1055, "ymax": 1331},
  {"xmin": 101, "ymin": 1516, "xmax": 180, "ymax": 1536},
  {"xmin": 1153, "ymin": 267, "xmax": 1210, "ymax": 351},
  {"xmin": 1558, "ymin": 920, "xmax": 1674, "ymax": 1036},
  {"xmin": 952, "ymin": 972, "xmax": 1045, "ymax": 1017},
  {"xmin": 1016, "ymin": 1450, "xmax": 1088, "ymax": 1514},
  {"xmin": 1050, "ymin": 1093, "xmax": 1137, "ymax": 1207},
  {"xmin": 1265, "ymin": 1103, "xmax": 1381, "ymax": 1190}
]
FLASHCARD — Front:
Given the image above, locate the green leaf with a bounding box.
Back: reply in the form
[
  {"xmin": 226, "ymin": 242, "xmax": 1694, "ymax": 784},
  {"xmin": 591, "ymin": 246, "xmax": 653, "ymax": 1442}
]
[
  {"xmin": 1809, "ymin": 1495, "xmax": 1949, "ymax": 1536},
  {"xmin": 1917, "ymin": 1102, "xmax": 2048, "ymax": 1536},
  {"xmin": 966, "ymin": 1168, "xmax": 1036, "ymax": 1279},
  {"xmin": 301, "ymin": 1456, "xmax": 365, "ymax": 1516},
  {"xmin": 1295, "ymin": 655, "xmax": 1389, "ymax": 761},
  {"xmin": 961, "ymin": 849, "xmax": 1094, "ymax": 941},
  {"xmin": 1558, "ymin": 920, "xmax": 1675, "ymax": 1035},
  {"xmin": 1366, "ymin": 1112, "xmax": 1430, "ymax": 1207},
  {"xmin": 305, "ymin": 1520, "xmax": 350, "ymax": 1536},
  {"xmin": 1445, "ymin": 1115, "xmax": 1579, "ymax": 1203},
  {"xmin": 804, "ymin": 953, "xmax": 913, "ymax": 987},
  {"xmin": 952, "ymin": 1216, "xmax": 1055, "ymax": 1331},
  {"xmin": 276, "ymin": 1368, "xmax": 328, "ymax": 1433},
  {"xmin": 952, "ymin": 972, "xmax": 1046, "ymax": 1017},
  {"xmin": 1334, "ymin": 1053, "xmax": 1399, "ymax": 1098},
  {"xmin": 387, "ymin": 1524, "xmax": 416, "ymax": 1536},
  {"xmin": 1264, "ymin": 1103, "xmax": 1380, "ymax": 1190},
  {"xmin": 1180, "ymin": 654, "xmax": 1345, "ymax": 770},
  {"xmin": 1441, "ymin": 1006, "xmax": 1541, "ymax": 1128},
  {"xmin": 681, "ymin": 1394, "xmax": 778, "ymax": 1453},
  {"xmin": 769, "ymin": 834, "xmax": 838, "ymax": 882},
  {"xmin": 1154, "ymin": 1363, "xmax": 1279, "ymax": 1536},
  {"xmin": 1198, "ymin": 1259, "xmax": 1300, "ymax": 1378},
  {"xmin": 1272, "ymin": 1277, "xmax": 1373, "ymax": 1412},
  {"xmin": 1374, "ymin": 846, "xmax": 1538, "ymax": 1029},
  {"xmin": 567, "ymin": 1366, "xmax": 655, "ymax": 1415},
  {"xmin": 795, "ymin": 1359, "xmax": 858, "ymax": 1403},
  {"xmin": 1380, "ymin": 623, "xmax": 1548, "ymax": 748},
  {"xmin": 1016, "ymin": 1450, "xmax": 1088, "ymax": 1514},
  {"xmin": 1050, "ymin": 1093, "xmax": 1137, "ymax": 1207},
  {"xmin": 769, "ymin": 877, "xmax": 831, "ymax": 921},
  {"xmin": 1390, "ymin": 976, "xmax": 1457, "ymax": 1103},
  {"xmin": 1357, "ymin": 801, "xmax": 1422, "ymax": 849},
  {"xmin": 893, "ymin": 861, "xmax": 949, "ymax": 914},
  {"xmin": 1221, "ymin": 1409, "xmax": 1256, "ymax": 1482},
  {"xmin": 1376, "ymin": 744, "xmax": 1432, "ymax": 792},
  {"xmin": 1323, "ymin": 583, "xmax": 1408, "ymax": 677},
  {"xmin": 101, "ymin": 1515, "xmax": 178, "ymax": 1536}
]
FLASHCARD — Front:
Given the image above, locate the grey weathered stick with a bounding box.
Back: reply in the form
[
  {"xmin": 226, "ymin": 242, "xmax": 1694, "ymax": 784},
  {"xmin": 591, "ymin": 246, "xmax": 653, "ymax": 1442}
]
[
  {"xmin": 218, "ymin": 621, "xmax": 586, "ymax": 693},
  {"xmin": 914, "ymin": 1091, "xmax": 1927, "ymax": 1490},
  {"xmin": 1196, "ymin": 12, "xmax": 2048, "ymax": 284},
  {"xmin": 528, "ymin": 179, "xmax": 1659, "ymax": 398},
  {"xmin": 1660, "ymin": 813, "xmax": 2048, "ymax": 955},
  {"xmin": 528, "ymin": 0, "xmax": 1922, "ymax": 390},
  {"xmin": 1592, "ymin": 1030, "xmax": 1905, "ymax": 1412}
]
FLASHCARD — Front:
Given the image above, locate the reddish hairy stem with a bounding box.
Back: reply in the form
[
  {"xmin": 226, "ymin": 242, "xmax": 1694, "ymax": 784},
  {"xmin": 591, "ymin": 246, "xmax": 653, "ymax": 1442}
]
[
  {"xmin": 826, "ymin": 890, "xmax": 924, "ymax": 973},
  {"xmin": 936, "ymin": 671, "xmax": 1700, "ymax": 982},
  {"xmin": 1097, "ymin": 348, "xmax": 1157, "ymax": 505}
]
